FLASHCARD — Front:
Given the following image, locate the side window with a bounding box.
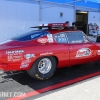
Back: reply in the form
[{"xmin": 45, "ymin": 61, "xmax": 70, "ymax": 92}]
[
  {"xmin": 54, "ymin": 32, "xmax": 67, "ymax": 43},
  {"xmin": 66, "ymin": 32, "xmax": 84, "ymax": 43}
]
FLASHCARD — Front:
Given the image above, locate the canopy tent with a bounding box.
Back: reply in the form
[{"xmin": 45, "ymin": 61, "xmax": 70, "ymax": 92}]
[
  {"xmin": 42, "ymin": 0, "xmax": 100, "ymax": 9},
  {"xmin": 86, "ymin": 0, "xmax": 100, "ymax": 3},
  {"xmin": 43, "ymin": 0, "xmax": 100, "ymax": 4}
]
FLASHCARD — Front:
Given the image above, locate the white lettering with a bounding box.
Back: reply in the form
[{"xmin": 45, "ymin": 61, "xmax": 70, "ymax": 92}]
[
  {"xmin": 40, "ymin": 52, "xmax": 53, "ymax": 56},
  {"xmin": 0, "ymin": 92, "xmax": 26, "ymax": 98},
  {"xmin": 6, "ymin": 50, "xmax": 24, "ymax": 54}
]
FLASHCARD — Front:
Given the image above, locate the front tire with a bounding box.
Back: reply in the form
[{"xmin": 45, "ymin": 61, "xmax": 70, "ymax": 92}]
[{"xmin": 27, "ymin": 56, "xmax": 57, "ymax": 80}]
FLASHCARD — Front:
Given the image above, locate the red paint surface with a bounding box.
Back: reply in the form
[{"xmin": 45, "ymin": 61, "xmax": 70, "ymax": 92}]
[
  {"xmin": 7, "ymin": 71, "xmax": 100, "ymax": 100},
  {"xmin": 0, "ymin": 29, "xmax": 100, "ymax": 71}
]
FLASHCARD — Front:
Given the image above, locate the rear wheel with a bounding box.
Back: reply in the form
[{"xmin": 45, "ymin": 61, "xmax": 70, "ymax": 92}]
[{"xmin": 27, "ymin": 57, "xmax": 57, "ymax": 80}]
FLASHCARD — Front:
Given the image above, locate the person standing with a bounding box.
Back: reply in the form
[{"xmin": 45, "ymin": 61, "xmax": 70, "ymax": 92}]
[
  {"xmin": 72, "ymin": 22, "xmax": 77, "ymax": 30},
  {"xmin": 65, "ymin": 21, "xmax": 70, "ymax": 26}
]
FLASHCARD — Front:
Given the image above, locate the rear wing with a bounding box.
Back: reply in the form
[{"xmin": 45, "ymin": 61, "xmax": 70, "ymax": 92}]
[{"xmin": 30, "ymin": 23, "xmax": 75, "ymax": 30}]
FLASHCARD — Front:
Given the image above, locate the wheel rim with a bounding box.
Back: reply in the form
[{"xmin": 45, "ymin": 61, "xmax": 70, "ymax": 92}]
[{"xmin": 38, "ymin": 58, "xmax": 52, "ymax": 74}]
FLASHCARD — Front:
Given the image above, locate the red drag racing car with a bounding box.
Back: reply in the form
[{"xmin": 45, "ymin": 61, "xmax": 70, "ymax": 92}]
[{"xmin": 0, "ymin": 23, "xmax": 100, "ymax": 80}]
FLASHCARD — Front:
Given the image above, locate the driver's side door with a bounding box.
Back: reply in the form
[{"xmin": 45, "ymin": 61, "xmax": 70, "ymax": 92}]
[{"xmin": 66, "ymin": 31, "xmax": 97, "ymax": 66}]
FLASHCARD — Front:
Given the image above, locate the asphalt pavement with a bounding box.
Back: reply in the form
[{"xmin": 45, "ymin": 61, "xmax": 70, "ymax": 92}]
[
  {"xmin": 34, "ymin": 75, "xmax": 100, "ymax": 100},
  {"xmin": 0, "ymin": 36, "xmax": 99, "ymax": 100},
  {"xmin": 0, "ymin": 61, "xmax": 99, "ymax": 100}
]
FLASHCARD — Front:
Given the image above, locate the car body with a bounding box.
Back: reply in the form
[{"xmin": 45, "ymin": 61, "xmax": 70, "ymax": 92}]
[{"xmin": 0, "ymin": 23, "xmax": 100, "ymax": 80}]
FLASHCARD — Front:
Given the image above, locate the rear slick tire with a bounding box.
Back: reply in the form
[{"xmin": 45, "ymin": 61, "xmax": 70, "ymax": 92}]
[{"xmin": 27, "ymin": 57, "xmax": 57, "ymax": 80}]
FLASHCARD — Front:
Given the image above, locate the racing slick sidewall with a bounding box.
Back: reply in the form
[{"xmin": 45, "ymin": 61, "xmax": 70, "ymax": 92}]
[{"xmin": 27, "ymin": 56, "xmax": 57, "ymax": 80}]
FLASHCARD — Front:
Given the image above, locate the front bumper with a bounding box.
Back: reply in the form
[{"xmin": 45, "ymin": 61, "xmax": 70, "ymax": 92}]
[
  {"xmin": 0, "ymin": 63, "xmax": 8, "ymax": 71},
  {"xmin": 0, "ymin": 62, "xmax": 32, "ymax": 71}
]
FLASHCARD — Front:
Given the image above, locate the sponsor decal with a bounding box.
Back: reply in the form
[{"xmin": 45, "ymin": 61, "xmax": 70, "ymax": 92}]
[
  {"xmin": 7, "ymin": 55, "xmax": 23, "ymax": 62},
  {"xmin": 40, "ymin": 52, "xmax": 53, "ymax": 56},
  {"xmin": 24, "ymin": 54, "xmax": 35, "ymax": 59},
  {"xmin": 31, "ymin": 34, "xmax": 40, "ymax": 39},
  {"xmin": 76, "ymin": 48, "xmax": 91, "ymax": 57},
  {"xmin": 35, "ymin": 74, "xmax": 43, "ymax": 80},
  {"xmin": 47, "ymin": 34, "xmax": 54, "ymax": 43},
  {"xmin": 48, "ymin": 38, "xmax": 54, "ymax": 43},
  {"xmin": 71, "ymin": 40, "xmax": 82, "ymax": 43},
  {"xmin": 47, "ymin": 34, "xmax": 53, "ymax": 38},
  {"xmin": 37, "ymin": 38, "xmax": 48, "ymax": 43},
  {"xmin": 97, "ymin": 50, "xmax": 100, "ymax": 55},
  {"xmin": 6, "ymin": 50, "xmax": 24, "ymax": 62},
  {"xmin": 20, "ymin": 59, "xmax": 31, "ymax": 68},
  {"xmin": 60, "ymin": 33, "xmax": 65, "ymax": 37},
  {"xmin": 6, "ymin": 50, "xmax": 24, "ymax": 54}
]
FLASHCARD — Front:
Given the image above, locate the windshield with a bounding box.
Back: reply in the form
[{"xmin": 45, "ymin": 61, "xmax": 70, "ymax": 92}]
[{"xmin": 12, "ymin": 30, "xmax": 48, "ymax": 41}]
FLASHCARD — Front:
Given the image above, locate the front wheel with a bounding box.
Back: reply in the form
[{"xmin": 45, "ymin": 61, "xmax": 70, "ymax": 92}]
[{"xmin": 27, "ymin": 57, "xmax": 57, "ymax": 80}]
